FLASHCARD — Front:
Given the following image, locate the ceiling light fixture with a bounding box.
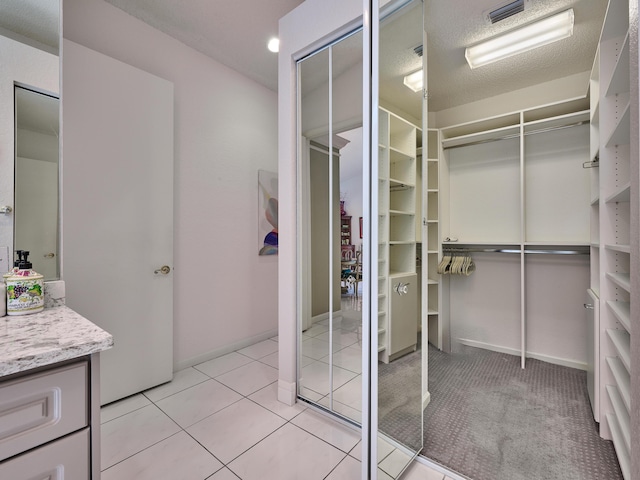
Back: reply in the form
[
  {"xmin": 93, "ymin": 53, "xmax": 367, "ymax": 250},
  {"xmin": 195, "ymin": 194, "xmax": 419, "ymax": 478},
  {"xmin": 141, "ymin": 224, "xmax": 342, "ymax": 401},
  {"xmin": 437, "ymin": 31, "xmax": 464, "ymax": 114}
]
[
  {"xmin": 403, "ymin": 69, "xmax": 423, "ymax": 93},
  {"xmin": 465, "ymin": 9, "xmax": 574, "ymax": 69},
  {"xmin": 267, "ymin": 38, "xmax": 280, "ymax": 53}
]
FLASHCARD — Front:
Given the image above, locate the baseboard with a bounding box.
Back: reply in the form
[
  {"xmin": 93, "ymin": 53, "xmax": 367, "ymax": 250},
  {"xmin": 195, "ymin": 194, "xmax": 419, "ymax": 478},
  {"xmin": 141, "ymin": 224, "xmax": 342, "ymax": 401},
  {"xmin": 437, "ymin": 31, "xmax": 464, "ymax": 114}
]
[
  {"xmin": 311, "ymin": 309, "xmax": 343, "ymax": 324},
  {"xmin": 175, "ymin": 328, "xmax": 279, "ymax": 371},
  {"xmin": 278, "ymin": 379, "xmax": 297, "ymax": 406},
  {"xmin": 422, "ymin": 391, "xmax": 431, "ymax": 410},
  {"xmin": 456, "ymin": 338, "xmax": 587, "ymax": 371}
]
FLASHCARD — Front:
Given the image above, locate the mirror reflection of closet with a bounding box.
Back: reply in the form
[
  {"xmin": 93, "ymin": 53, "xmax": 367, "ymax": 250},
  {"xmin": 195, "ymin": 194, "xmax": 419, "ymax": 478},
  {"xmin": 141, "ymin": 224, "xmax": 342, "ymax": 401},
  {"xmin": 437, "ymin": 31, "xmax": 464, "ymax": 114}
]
[
  {"xmin": 376, "ymin": 0, "xmax": 424, "ymax": 473},
  {"xmin": 298, "ymin": 29, "xmax": 365, "ymax": 424},
  {"xmin": 14, "ymin": 87, "xmax": 60, "ymax": 280}
]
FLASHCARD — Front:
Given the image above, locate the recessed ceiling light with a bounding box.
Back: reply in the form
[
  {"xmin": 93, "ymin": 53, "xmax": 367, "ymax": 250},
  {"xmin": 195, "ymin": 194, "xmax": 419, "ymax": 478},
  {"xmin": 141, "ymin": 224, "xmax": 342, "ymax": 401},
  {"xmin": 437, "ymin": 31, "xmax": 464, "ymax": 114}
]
[{"xmin": 267, "ymin": 38, "xmax": 280, "ymax": 53}]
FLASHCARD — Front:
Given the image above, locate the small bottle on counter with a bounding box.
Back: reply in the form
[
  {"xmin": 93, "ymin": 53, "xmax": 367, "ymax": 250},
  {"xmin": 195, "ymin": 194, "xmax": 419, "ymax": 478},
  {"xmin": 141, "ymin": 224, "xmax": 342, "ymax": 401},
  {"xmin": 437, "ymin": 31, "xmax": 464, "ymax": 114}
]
[{"xmin": 4, "ymin": 250, "xmax": 44, "ymax": 316}]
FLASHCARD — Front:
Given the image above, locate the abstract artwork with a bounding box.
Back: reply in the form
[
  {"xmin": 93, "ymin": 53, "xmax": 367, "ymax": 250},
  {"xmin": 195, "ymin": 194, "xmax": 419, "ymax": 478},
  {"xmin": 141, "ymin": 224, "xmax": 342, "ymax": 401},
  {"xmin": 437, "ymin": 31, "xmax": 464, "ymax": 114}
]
[{"xmin": 258, "ymin": 170, "xmax": 278, "ymax": 255}]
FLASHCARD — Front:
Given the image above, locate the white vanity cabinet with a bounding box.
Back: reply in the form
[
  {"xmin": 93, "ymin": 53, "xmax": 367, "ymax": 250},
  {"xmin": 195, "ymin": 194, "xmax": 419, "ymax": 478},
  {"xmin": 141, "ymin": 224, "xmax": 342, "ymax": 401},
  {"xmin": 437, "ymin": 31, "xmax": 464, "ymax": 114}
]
[
  {"xmin": 0, "ymin": 306, "xmax": 113, "ymax": 479},
  {"xmin": 0, "ymin": 358, "xmax": 100, "ymax": 479}
]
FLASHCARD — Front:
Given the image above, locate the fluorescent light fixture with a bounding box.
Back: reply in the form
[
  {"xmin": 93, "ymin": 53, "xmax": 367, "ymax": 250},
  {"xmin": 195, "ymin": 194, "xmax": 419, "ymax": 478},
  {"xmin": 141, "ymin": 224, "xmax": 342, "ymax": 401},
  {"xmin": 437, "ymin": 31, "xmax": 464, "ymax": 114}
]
[
  {"xmin": 267, "ymin": 38, "xmax": 280, "ymax": 53},
  {"xmin": 403, "ymin": 69, "xmax": 423, "ymax": 92},
  {"xmin": 465, "ymin": 9, "xmax": 574, "ymax": 69}
]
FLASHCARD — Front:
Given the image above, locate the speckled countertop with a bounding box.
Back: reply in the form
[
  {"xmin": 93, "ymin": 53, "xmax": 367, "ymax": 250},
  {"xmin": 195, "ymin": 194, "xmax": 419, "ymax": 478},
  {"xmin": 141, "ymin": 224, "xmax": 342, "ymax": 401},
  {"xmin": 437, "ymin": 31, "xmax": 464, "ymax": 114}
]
[{"xmin": 0, "ymin": 306, "xmax": 113, "ymax": 377}]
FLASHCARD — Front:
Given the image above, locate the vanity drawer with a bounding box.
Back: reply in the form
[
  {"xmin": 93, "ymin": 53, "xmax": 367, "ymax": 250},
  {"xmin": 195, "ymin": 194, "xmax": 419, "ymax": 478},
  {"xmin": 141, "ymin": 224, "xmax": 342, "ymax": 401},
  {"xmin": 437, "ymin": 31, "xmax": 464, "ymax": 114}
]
[
  {"xmin": 0, "ymin": 362, "xmax": 88, "ymax": 462},
  {"xmin": 0, "ymin": 429, "xmax": 89, "ymax": 479}
]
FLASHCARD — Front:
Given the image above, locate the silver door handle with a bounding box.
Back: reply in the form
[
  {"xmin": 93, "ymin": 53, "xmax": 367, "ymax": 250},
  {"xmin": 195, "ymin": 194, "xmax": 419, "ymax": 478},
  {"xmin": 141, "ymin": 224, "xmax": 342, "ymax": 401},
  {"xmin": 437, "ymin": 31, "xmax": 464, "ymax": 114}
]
[
  {"xmin": 583, "ymin": 303, "xmax": 594, "ymax": 309},
  {"xmin": 154, "ymin": 265, "xmax": 171, "ymax": 275},
  {"xmin": 44, "ymin": 252, "xmax": 55, "ymax": 258},
  {"xmin": 0, "ymin": 206, "xmax": 12, "ymax": 214}
]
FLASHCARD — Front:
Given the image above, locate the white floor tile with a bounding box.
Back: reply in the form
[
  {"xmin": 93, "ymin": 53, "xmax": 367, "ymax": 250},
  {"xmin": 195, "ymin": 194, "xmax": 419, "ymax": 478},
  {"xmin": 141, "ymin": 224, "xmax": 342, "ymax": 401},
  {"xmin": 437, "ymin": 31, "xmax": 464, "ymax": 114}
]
[
  {"xmin": 379, "ymin": 448, "xmax": 413, "ymax": 478},
  {"xmin": 187, "ymin": 398, "xmax": 286, "ymax": 464},
  {"xmin": 155, "ymin": 379, "xmax": 242, "ymax": 428},
  {"xmin": 228, "ymin": 423, "xmax": 346, "ymax": 480},
  {"xmin": 101, "ymin": 394, "xmax": 151, "ymax": 424},
  {"xmin": 237, "ymin": 339, "xmax": 279, "ymax": 359},
  {"xmin": 290, "ymin": 409, "xmax": 360, "ymax": 453},
  {"xmin": 301, "ymin": 355, "xmax": 316, "ymax": 367},
  {"xmin": 193, "ymin": 352, "xmax": 253, "ymax": 378},
  {"xmin": 143, "ymin": 367, "xmax": 209, "ymax": 403},
  {"xmin": 248, "ymin": 383, "xmax": 307, "ymax": 421},
  {"xmin": 299, "ymin": 385, "xmax": 325, "ymax": 402},
  {"xmin": 300, "ymin": 361, "xmax": 358, "ymax": 396},
  {"xmin": 258, "ymin": 351, "xmax": 278, "ymax": 368},
  {"xmin": 326, "ymin": 455, "xmax": 361, "ymax": 479},
  {"xmin": 207, "ymin": 467, "xmax": 242, "ymax": 480},
  {"xmin": 101, "ymin": 431, "xmax": 221, "ymax": 480},
  {"xmin": 101, "ymin": 404, "xmax": 181, "ymax": 469},
  {"xmin": 318, "ymin": 397, "xmax": 362, "ymax": 424},
  {"xmin": 349, "ymin": 437, "xmax": 395, "ymax": 463},
  {"xmin": 215, "ymin": 361, "xmax": 278, "ymax": 396},
  {"xmin": 378, "ymin": 468, "xmax": 394, "ymax": 480},
  {"xmin": 321, "ymin": 345, "xmax": 363, "ymax": 373},
  {"xmin": 303, "ymin": 323, "xmax": 329, "ymax": 337},
  {"xmin": 315, "ymin": 330, "xmax": 360, "ymax": 348},
  {"xmin": 301, "ymin": 337, "xmax": 332, "ymax": 360},
  {"xmin": 332, "ymin": 375, "xmax": 362, "ymax": 411},
  {"xmin": 401, "ymin": 460, "xmax": 446, "ymax": 480}
]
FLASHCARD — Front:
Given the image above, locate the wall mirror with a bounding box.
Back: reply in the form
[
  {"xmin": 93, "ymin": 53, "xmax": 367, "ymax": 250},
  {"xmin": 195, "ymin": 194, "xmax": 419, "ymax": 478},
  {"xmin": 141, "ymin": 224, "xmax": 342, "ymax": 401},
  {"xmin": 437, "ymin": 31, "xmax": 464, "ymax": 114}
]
[
  {"xmin": 298, "ymin": 28, "xmax": 365, "ymax": 423},
  {"xmin": 14, "ymin": 87, "xmax": 60, "ymax": 280},
  {"xmin": 0, "ymin": 0, "xmax": 60, "ymax": 279}
]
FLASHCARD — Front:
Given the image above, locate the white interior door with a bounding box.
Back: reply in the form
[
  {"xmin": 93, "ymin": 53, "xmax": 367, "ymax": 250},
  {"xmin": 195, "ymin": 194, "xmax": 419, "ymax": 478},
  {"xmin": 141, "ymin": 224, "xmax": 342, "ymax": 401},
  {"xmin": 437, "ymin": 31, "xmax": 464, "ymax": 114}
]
[{"xmin": 62, "ymin": 40, "xmax": 174, "ymax": 405}]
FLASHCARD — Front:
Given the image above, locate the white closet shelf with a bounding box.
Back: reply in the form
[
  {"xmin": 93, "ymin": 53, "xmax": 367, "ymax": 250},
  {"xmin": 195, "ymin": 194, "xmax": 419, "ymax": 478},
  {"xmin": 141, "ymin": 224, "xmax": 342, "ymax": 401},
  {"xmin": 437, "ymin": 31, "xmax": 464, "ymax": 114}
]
[
  {"xmin": 606, "ymin": 356, "xmax": 631, "ymax": 412},
  {"xmin": 427, "ymin": 158, "xmax": 438, "ymax": 162},
  {"xmin": 601, "ymin": 0, "xmax": 629, "ymax": 42},
  {"xmin": 389, "ymin": 241, "xmax": 414, "ymax": 245},
  {"xmin": 427, "ymin": 309, "xmax": 439, "ymax": 315},
  {"xmin": 389, "ymin": 270, "xmax": 414, "ymax": 277},
  {"xmin": 606, "ymin": 412, "xmax": 631, "ymax": 480},
  {"xmin": 522, "ymin": 110, "xmax": 590, "ymax": 134},
  {"xmin": 427, "ymin": 250, "xmax": 438, "ymax": 254},
  {"xmin": 605, "ymin": 101, "xmax": 630, "ymax": 148},
  {"xmin": 591, "ymin": 195, "xmax": 600, "ymax": 206},
  {"xmin": 607, "ymin": 385, "xmax": 631, "ymax": 452},
  {"xmin": 389, "ymin": 209, "xmax": 414, "ymax": 216},
  {"xmin": 607, "ymin": 300, "xmax": 631, "ymax": 332},
  {"xmin": 427, "ymin": 278, "xmax": 438, "ymax": 285},
  {"xmin": 604, "ymin": 32, "xmax": 630, "ymax": 98},
  {"xmin": 605, "ymin": 182, "xmax": 631, "ymax": 203},
  {"xmin": 591, "ymin": 242, "xmax": 600, "ymax": 248},
  {"xmin": 607, "ymin": 329, "xmax": 631, "ymax": 372},
  {"xmin": 605, "ymin": 244, "xmax": 630, "ymax": 254},
  {"xmin": 441, "ymin": 124, "xmax": 520, "ymax": 149},
  {"xmin": 389, "ymin": 147, "xmax": 414, "ymax": 161},
  {"xmin": 389, "ymin": 178, "xmax": 415, "ymax": 188},
  {"xmin": 378, "ymin": 328, "xmax": 386, "ymax": 335},
  {"xmin": 606, "ymin": 272, "xmax": 631, "ymax": 292}
]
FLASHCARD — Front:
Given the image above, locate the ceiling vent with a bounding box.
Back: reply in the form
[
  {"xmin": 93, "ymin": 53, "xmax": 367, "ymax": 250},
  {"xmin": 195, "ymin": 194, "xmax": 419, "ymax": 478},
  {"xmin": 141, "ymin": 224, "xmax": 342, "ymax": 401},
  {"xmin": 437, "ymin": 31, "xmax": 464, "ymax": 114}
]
[
  {"xmin": 488, "ymin": 0, "xmax": 525, "ymax": 24},
  {"xmin": 413, "ymin": 45, "xmax": 423, "ymax": 57}
]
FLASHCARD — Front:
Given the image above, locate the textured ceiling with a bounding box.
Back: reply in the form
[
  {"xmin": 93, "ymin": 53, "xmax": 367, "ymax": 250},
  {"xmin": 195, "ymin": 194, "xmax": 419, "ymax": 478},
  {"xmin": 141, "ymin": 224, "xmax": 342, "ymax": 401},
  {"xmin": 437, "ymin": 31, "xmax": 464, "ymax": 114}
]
[
  {"xmin": 425, "ymin": 0, "xmax": 607, "ymax": 112},
  {"xmin": 102, "ymin": 0, "xmax": 303, "ymax": 92},
  {"xmin": 0, "ymin": 0, "xmax": 59, "ymax": 53},
  {"xmin": 1, "ymin": 0, "xmax": 606, "ymax": 115}
]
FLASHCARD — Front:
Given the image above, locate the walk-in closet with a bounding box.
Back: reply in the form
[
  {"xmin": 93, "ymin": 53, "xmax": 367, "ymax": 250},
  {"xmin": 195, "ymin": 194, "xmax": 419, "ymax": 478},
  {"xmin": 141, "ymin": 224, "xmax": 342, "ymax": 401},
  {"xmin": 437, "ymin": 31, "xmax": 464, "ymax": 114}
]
[{"xmin": 279, "ymin": 0, "xmax": 639, "ymax": 478}]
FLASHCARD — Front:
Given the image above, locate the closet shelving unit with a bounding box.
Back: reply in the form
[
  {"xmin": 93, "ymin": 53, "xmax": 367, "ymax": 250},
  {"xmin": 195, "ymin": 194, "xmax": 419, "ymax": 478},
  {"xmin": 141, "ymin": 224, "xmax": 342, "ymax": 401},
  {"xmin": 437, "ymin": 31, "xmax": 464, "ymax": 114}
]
[
  {"xmin": 593, "ymin": 0, "xmax": 633, "ymax": 476},
  {"xmin": 378, "ymin": 107, "xmax": 418, "ymax": 363},
  {"xmin": 438, "ymin": 96, "xmax": 591, "ymax": 369},
  {"xmin": 424, "ymin": 128, "xmax": 446, "ymax": 351}
]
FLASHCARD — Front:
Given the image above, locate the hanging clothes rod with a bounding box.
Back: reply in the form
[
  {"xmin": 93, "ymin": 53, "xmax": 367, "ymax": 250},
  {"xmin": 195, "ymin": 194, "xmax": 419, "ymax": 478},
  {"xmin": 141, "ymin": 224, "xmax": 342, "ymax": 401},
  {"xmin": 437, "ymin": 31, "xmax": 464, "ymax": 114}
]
[
  {"xmin": 442, "ymin": 119, "xmax": 589, "ymax": 150},
  {"xmin": 442, "ymin": 245, "xmax": 590, "ymax": 255}
]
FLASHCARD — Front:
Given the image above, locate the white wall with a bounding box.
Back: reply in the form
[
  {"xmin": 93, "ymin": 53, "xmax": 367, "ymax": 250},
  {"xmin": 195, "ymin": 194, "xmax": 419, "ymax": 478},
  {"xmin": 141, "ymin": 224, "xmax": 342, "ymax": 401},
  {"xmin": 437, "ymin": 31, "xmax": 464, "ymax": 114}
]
[
  {"xmin": 0, "ymin": 35, "xmax": 58, "ymax": 269},
  {"xmin": 63, "ymin": 0, "xmax": 279, "ymax": 369}
]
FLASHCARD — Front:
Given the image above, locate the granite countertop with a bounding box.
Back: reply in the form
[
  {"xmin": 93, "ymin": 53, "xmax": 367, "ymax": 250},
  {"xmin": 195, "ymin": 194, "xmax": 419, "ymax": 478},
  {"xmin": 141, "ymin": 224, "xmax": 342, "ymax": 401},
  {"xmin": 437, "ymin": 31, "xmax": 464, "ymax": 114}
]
[{"xmin": 0, "ymin": 306, "xmax": 113, "ymax": 377}]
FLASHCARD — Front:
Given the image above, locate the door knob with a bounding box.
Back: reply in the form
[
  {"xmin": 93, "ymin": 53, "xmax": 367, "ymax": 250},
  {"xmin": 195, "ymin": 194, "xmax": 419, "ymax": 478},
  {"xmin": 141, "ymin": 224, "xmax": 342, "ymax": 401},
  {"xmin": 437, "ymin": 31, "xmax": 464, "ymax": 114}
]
[
  {"xmin": 44, "ymin": 253, "xmax": 55, "ymax": 258},
  {"xmin": 154, "ymin": 265, "xmax": 171, "ymax": 275},
  {"xmin": 583, "ymin": 303, "xmax": 594, "ymax": 309}
]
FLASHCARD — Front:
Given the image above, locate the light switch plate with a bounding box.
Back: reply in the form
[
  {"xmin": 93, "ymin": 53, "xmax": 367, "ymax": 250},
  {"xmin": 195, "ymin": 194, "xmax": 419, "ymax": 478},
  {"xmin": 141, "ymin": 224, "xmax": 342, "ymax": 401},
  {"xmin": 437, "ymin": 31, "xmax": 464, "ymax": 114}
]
[{"xmin": 0, "ymin": 246, "xmax": 9, "ymax": 273}]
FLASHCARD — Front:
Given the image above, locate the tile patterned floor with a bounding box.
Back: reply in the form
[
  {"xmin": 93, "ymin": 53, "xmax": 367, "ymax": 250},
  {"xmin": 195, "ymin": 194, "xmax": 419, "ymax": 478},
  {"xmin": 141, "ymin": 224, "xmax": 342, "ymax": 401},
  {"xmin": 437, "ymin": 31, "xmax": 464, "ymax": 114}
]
[{"xmin": 100, "ymin": 336, "xmax": 454, "ymax": 480}]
